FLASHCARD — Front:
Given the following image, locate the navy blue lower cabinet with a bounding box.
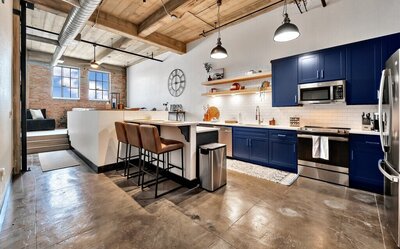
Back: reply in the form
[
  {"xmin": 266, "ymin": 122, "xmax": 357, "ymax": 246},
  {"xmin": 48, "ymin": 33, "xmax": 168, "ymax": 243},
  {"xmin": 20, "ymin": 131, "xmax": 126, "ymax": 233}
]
[
  {"xmin": 249, "ymin": 138, "xmax": 269, "ymax": 165},
  {"xmin": 349, "ymin": 134, "xmax": 384, "ymax": 194},
  {"xmin": 232, "ymin": 127, "xmax": 269, "ymax": 165},
  {"xmin": 233, "ymin": 135, "xmax": 251, "ymax": 161},
  {"xmin": 268, "ymin": 130, "xmax": 298, "ymax": 173}
]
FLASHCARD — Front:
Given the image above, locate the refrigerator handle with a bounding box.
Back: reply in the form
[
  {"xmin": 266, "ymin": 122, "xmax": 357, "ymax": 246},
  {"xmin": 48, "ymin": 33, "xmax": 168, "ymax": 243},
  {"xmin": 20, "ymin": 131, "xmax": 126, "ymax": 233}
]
[
  {"xmin": 378, "ymin": 159, "xmax": 399, "ymax": 183},
  {"xmin": 378, "ymin": 69, "xmax": 388, "ymax": 153}
]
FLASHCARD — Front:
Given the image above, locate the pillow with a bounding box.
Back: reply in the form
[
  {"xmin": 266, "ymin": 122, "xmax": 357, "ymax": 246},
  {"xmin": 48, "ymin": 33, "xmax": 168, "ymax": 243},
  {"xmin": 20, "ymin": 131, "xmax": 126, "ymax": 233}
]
[{"xmin": 30, "ymin": 109, "xmax": 44, "ymax": 120}]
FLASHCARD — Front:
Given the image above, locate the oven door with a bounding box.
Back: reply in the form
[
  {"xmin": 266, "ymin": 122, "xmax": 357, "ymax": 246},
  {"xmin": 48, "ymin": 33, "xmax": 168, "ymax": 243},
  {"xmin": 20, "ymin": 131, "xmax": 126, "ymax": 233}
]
[{"xmin": 297, "ymin": 134, "xmax": 349, "ymax": 173}]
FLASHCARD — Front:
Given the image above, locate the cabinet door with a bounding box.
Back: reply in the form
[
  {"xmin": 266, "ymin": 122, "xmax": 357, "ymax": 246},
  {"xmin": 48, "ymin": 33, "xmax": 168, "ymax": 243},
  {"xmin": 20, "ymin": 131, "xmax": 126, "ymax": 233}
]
[
  {"xmin": 272, "ymin": 57, "xmax": 298, "ymax": 107},
  {"xmin": 319, "ymin": 47, "xmax": 346, "ymax": 81},
  {"xmin": 249, "ymin": 138, "xmax": 269, "ymax": 165},
  {"xmin": 346, "ymin": 38, "xmax": 382, "ymax": 105},
  {"xmin": 269, "ymin": 139, "xmax": 297, "ymax": 173},
  {"xmin": 382, "ymin": 33, "xmax": 400, "ymax": 64},
  {"xmin": 298, "ymin": 53, "xmax": 320, "ymax": 83},
  {"xmin": 349, "ymin": 135, "xmax": 384, "ymax": 194},
  {"xmin": 233, "ymin": 135, "xmax": 250, "ymax": 160}
]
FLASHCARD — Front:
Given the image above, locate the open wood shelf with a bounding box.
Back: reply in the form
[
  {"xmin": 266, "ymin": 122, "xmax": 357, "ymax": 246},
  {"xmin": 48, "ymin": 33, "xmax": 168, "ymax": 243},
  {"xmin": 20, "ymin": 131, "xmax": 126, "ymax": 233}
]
[
  {"xmin": 202, "ymin": 87, "xmax": 271, "ymax": 97},
  {"xmin": 202, "ymin": 72, "xmax": 272, "ymax": 86}
]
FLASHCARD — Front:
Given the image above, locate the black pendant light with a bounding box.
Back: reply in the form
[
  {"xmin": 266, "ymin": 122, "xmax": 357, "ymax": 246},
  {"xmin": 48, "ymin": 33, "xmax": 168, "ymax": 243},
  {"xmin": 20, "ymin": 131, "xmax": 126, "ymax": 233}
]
[
  {"xmin": 90, "ymin": 44, "xmax": 99, "ymax": 69},
  {"xmin": 210, "ymin": 0, "xmax": 228, "ymax": 59},
  {"xmin": 274, "ymin": 0, "xmax": 300, "ymax": 42}
]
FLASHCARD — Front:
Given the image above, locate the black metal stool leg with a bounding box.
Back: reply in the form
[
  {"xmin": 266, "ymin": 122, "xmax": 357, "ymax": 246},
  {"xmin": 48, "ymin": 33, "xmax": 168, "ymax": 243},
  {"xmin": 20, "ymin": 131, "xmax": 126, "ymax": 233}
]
[
  {"xmin": 181, "ymin": 148, "xmax": 184, "ymax": 178},
  {"xmin": 116, "ymin": 141, "xmax": 120, "ymax": 171},
  {"xmin": 155, "ymin": 154, "xmax": 160, "ymax": 198},
  {"xmin": 126, "ymin": 145, "xmax": 131, "ymax": 177}
]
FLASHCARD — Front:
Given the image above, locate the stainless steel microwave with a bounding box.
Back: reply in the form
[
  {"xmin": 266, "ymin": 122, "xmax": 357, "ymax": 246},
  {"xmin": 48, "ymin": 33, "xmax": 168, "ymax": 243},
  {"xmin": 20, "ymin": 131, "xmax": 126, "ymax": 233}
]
[{"xmin": 298, "ymin": 80, "xmax": 346, "ymax": 104}]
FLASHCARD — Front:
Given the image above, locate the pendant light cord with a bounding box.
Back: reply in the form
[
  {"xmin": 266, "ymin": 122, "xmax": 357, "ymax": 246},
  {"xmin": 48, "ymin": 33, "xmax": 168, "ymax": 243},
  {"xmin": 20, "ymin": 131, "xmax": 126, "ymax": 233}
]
[
  {"xmin": 93, "ymin": 45, "xmax": 96, "ymax": 61},
  {"xmin": 283, "ymin": 0, "xmax": 287, "ymax": 16},
  {"xmin": 217, "ymin": 0, "xmax": 221, "ymax": 39}
]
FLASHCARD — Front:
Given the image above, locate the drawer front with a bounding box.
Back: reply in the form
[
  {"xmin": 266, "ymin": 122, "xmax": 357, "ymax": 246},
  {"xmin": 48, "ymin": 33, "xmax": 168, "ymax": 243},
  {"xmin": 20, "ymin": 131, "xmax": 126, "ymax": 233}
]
[
  {"xmin": 269, "ymin": 129, "xmax": 297, "ymax": 141},
  {"xmin": 350, "ymin": 134, "xmax": 381, "ymax": 144},
  {"xmin": 233, "ymin": 127, "xmax": 268, "ymax": 139}
]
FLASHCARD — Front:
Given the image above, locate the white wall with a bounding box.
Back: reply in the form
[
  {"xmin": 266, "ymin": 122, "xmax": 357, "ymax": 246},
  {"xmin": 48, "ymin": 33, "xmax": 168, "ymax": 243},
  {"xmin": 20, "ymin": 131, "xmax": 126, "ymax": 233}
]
[
  {"xmin": 0, "ymin": 0, "xmax": 14, "ymax": 207},
  {"xmin": 127, "ymin": 0, "xmax": 400, "ymax": 129}
]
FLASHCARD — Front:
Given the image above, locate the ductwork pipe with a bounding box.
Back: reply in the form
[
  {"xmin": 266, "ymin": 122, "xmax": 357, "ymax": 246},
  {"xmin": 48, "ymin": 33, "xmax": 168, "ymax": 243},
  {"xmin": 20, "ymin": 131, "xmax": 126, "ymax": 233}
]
[{"xmin": 51, "ymin": 0, "xmax": 102, "ymax": 66}]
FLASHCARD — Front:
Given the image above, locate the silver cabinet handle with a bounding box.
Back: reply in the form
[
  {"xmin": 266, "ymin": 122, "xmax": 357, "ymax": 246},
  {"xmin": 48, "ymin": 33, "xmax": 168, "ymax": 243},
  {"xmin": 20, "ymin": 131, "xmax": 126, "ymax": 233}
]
[
  {"xmin": 294, "ymin": 95, "xmax": 297, "ymax": 103},
  {"xmin": 249, "ymin": 139, "xmax": 252, "ymax": 147},
  {"xmin": 365, "ymin": 141, "xmax": 380, "ymax": 145},
  {"xmin": 278, "ymin": 134, "xmax": 287, "ymax": 137},
  {"xmin": 378, "ymin": 159, "xmax": 399, "ymax": 183},
  {"xmin": 321, "ymin": 70, "xmax": 324, "ymax": 79},
  {"xmin": 317, "ymin": 70, "xmax": 319, "ymax": 78}
]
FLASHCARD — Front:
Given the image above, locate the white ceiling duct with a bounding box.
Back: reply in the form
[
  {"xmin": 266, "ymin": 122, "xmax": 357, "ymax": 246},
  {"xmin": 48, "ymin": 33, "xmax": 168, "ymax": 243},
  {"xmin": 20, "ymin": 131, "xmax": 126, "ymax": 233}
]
[{"xmin": 51, "ymin": 0, "xmax": 102, "ymax": 66}]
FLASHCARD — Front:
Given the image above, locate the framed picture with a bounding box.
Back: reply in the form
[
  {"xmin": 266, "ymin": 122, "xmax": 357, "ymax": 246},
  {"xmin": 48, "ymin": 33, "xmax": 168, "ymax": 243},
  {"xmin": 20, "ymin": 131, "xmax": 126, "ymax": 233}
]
[{"xmin": 211, "ymin": 68, "xmax": 224, "ymax": 80}]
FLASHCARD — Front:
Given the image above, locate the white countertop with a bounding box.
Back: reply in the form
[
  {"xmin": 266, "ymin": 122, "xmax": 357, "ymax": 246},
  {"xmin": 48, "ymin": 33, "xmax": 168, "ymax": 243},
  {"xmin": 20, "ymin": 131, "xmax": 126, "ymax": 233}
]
[
  {"xmin": 198, "ymin": 121, "xmax": 299, "ymax": 131},
  {"xmin": 199, "ymin": 121, "xmax": 380, "ymax": 136},
  {"xmin": 196, "ymin": 127, "xmax": 220, "ymax": 133},
  {"xmin": 125, "ymin": 119, "xmax": 198, "ymax": 127},
  {"xmin": 349, "ymin": 129, "xmax": 380, "ymax": 136}
]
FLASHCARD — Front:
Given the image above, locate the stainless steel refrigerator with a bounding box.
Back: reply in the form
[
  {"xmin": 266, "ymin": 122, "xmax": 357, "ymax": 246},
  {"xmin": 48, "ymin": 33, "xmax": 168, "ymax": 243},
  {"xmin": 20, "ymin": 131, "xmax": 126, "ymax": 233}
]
[{"xmin": 378, "ymin": 49, "xmax": 400, "ymax": 247}]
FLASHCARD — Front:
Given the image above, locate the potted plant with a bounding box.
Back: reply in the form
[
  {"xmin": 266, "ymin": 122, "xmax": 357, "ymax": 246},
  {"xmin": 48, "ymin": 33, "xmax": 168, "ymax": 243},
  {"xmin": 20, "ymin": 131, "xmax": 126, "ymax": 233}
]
[{"xmin": 204, "ymin": 62, "xmax": 213, "ymax": 81}]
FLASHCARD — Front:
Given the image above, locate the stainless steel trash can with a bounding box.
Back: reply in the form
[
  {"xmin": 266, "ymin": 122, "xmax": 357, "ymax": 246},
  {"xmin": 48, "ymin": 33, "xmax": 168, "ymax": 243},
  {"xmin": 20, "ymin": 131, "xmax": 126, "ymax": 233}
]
[{"xmin": 199, "ymin": 143, "xmax": 227, "ymax": 191}]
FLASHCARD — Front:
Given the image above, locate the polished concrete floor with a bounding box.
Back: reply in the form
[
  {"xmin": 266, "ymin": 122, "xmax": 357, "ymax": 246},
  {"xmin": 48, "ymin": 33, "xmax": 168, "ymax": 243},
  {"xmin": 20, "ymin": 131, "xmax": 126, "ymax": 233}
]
[{"xmin": 0, "ymin": 152, "xmax": 397, "ymax": 249}]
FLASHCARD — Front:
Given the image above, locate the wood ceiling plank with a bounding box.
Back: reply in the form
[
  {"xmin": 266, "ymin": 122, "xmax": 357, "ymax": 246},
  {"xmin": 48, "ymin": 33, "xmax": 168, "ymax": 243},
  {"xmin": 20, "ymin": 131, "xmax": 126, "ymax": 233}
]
[
  {"xmin": 138, "ymin": 0, "xmax": 194, "ymax": 37},
  {"xmin": 27, "ymin": 0, "xmax": 187, "ymax": 54}
]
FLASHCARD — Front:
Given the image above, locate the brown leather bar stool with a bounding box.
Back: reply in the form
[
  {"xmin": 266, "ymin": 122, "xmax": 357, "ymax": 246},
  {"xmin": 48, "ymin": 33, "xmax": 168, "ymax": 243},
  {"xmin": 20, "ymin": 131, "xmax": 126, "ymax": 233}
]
[
  {"xmin": 139, "ymin": 124, "xmax": 184, "ymax": 198},
  {"xmin": 115, "ymin": 121, "xmax": 129, "ymax": 175},
  {"xmin": 124, "ymin": 123, "xmax": 143, "ymax": 185}
]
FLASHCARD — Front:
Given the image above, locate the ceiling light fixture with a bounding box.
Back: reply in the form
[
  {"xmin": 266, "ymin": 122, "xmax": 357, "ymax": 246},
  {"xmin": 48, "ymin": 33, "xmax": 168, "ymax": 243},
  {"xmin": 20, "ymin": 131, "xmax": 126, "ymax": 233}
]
[
  {"xmin": 210, "ymin": 0, "xmax": 227, "ymax": 59},
  {"xmin": 90, "ymin": 44, "xmax": 99, "ymax": 69},
  {"xmin": 273, "ymin": 0, "xmax": 300, "ymax": 42}
]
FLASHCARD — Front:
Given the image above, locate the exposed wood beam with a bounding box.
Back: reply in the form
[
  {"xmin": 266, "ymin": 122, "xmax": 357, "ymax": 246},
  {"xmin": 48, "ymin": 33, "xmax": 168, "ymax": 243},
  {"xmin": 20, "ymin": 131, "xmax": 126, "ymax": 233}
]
[
  {"xmin": 27, "ymin": 50, "xmax": 126, "ymax": 72},
  {"xmin": 60, "ymin": 0, "xmax": 80, "ymax": 8},
  {"xmin": 138, "ymin": 0, "xmax": 192, "ymax": 37},
  {"xmin": 96, "ymin": 37, "xmax": 131, "ymax": 64},
  {"xmin": 27, "ymin": 34, "xmax": 59, "ymax": 45},
  {"xmin": 26, "ymin": 0, "xmax": 187, "ymax": 54}
]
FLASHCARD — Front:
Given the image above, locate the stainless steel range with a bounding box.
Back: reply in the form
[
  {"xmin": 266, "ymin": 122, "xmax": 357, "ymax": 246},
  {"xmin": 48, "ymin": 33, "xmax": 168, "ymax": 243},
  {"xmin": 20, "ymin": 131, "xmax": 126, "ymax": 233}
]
[{"xmin": 297, "ymin": 126, "xmax": 350, "ymax": 186}]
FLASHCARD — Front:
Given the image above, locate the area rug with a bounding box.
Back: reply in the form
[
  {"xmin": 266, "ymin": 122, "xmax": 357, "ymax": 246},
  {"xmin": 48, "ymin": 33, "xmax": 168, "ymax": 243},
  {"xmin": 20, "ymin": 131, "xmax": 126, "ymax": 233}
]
[
  {"xmin": 227, "ymin": 159, "xmax": 299, "ymax": 186},
  {"xmin": 39, "ymin": 150, "xmax": 80, "ymax": 172}
]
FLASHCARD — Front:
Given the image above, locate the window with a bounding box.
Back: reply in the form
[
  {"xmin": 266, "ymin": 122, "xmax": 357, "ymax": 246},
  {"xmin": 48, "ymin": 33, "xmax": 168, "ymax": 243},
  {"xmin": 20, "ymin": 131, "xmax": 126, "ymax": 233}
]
[
  {"xmin": 88, "ymin": 71, "xmax": 110, "ymax": 101},
  {"xmin": 52, "ymin": 66, "xmax": 80, "ymax": 99}
]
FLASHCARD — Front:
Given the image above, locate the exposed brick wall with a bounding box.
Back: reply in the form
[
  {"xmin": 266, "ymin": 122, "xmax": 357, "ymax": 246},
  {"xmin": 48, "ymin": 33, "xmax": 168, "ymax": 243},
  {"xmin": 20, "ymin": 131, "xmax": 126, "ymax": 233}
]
[{"xmin": 27, "ymin": 62, "xmax": 126, "ymax": 128}]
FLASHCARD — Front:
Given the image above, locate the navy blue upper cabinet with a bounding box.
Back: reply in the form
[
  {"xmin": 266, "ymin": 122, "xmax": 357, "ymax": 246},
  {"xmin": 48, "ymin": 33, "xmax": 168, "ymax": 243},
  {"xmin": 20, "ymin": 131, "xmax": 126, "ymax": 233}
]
[
  {"xmin": 382, "ymin": 33, "xmax": 400, "ymax": 65},
  {"xmin": 346, "ymin": 39, "xmax": 382, "ymax": 105},
  {"xmin": 349, "ymin": 134, "xmax": 384, "ymax": 194},
  {"xmin": 268, "ymin": 130, "xmax": 297, "ymax": 173},
  {"xmin": 298, "ymin": 54, "xmax": 320, "ymax": 83},
  {"xmin": 298, "ymin": 47, "xmax": 346, "ymax": 84},
  {"xmin": 272, "ymin": 57, "xmax": 298, "ymax": 107}
]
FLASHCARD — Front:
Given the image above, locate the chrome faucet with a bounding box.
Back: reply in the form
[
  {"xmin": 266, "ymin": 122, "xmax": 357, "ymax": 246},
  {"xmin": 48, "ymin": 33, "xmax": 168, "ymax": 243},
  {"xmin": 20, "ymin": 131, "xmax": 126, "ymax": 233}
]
[{"xmin": 256, "ymin": 106, "xmax": 262, "ymax": 124}]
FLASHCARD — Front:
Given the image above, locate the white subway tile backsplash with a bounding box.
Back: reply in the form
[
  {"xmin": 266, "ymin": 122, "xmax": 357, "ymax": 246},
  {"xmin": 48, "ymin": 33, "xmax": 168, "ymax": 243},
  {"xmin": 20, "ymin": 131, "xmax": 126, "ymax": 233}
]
[{"xmin": 207, "ymin": 92, "xmax": 377, "ymax": 130}]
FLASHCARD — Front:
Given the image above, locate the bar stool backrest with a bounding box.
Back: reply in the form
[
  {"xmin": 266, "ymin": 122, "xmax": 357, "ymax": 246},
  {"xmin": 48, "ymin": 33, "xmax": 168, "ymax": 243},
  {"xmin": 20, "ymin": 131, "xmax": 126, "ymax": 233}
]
[
  {"xmin": 115, "ymin": 122, "xmax": 128, "ymax": 144},
  {"xmin": 139, "ymin": 125, "xmax": 162, "ymax": 154},
  {"xmin": 125, "ymin": 123, "xmax": 142, "ymax": 148}
]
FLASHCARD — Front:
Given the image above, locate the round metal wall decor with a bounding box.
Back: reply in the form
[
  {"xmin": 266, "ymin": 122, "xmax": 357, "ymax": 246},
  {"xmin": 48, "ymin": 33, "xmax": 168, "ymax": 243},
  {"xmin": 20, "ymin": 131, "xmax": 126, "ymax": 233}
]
[{"xmin": 168, "ymin": 69, "xmax": 186, "ymax": 97}]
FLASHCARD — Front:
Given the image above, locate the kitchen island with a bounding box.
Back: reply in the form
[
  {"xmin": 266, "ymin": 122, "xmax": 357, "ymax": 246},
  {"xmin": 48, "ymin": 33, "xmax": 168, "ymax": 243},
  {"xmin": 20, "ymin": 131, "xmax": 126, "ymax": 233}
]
[{"xmin": 68, "ymin": 110, "xmax": 218, "ymax": 182}]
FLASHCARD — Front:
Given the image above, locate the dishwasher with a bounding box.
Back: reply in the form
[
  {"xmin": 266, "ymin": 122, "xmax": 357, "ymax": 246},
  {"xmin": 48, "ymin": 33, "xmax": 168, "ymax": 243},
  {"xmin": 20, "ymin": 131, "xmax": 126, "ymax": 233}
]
[{"xmin": 218, "ymin": 126, "xmax": 232, "ymax": 157}]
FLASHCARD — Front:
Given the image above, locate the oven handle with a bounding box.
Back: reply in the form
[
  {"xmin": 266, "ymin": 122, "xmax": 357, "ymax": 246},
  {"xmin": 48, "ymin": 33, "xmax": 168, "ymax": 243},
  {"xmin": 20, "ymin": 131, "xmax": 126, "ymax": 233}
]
[
  {"xmin": 378, "ymin": 159, "xmax": 399, "ymax": 183},
  {"xmin": 297, "ymin": 134, "xmax": 348, "ymax": 142}
]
